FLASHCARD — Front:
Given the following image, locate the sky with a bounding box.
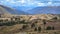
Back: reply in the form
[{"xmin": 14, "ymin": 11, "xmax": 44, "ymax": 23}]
[{"xmin": 0, "ymin": 0, "xmax": 60, "ymax": 11}]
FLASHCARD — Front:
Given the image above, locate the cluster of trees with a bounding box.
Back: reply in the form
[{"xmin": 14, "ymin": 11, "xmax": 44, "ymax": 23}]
[
  {"xmin": 31, "ymin": 19, "xmax": 55, "ymax": 32},
  {"xmin": 0, "ymin": 21, "xmax": 16, "ymax": 26},
  {"xmin": 34, "ymin": 26, "xmax": 54, "ymax": 32},
  {"xmin": 31, "ymin": 22, "xmax": 41, "ymax": 31},
  {"xmin": 0, "ymin": 19, "xmax": 29, "ymax": 26},
  {"xmin": 22, "ymin": 25, "xmax": 28, "ymax": 29},
  {"xmin": 34, "ymin": 27, "xmax": 41, "ymax": 31},
  {"xmin": 46, "ymin": 26, "xmax": 54, "ymax": 30}
]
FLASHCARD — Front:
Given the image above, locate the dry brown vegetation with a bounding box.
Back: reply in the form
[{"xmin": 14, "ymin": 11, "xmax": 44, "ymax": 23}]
[{"xmin": 0, "ymin": 14, "xmax": 60, "ymax": 34}]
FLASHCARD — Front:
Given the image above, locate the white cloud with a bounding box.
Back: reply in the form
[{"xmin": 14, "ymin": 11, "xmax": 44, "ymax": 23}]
[
  {"xmin": 37, "ymin": 2, "xmax": 45, "ymax": 6},
  {"xmin": 6, "ymin": 0, "xmax": 10, "ymax": 2},
  {"xmin": 17, "ymin": 0, "xmax": 26, "ymax": 4},
  {"xmin": 10, "ymin": 1, "xmax": 16, "ymax": 4},
  {"xmin": 48, "ymin": 2, "xmax": 52, "ymax": 5},
  {"xmin": 1, "ymin": 0, "xmax": 60, "ymax": 7}
]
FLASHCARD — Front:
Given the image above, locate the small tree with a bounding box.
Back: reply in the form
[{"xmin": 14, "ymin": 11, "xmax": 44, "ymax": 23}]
[
  {"xmin": 38, "ymin": 27, "xmax": 41, "ymax": 31},
  {"xmin": 11, "ymin": 18, "xmax": 13, "ymax": 21},
  {"xmin": 31, "ymin": 23, "xmax": 35, "ymax": 28},
  {"xmin": 52, "ymin": 26, "xmax": 54, "ymax": 30},
  {"xmin": 35, "ymin": 21, "xmax": 38, "ymax": 23},
  {"xmin": 53, "ymin": 17, "xmax": 57, "ymax": 20},
  {"xmin": 42, "ymin": 19, "xmax": 46, "ymax": 30},
  {"xmin": 20, "ymin": 20, "xmax": 25, "ymax": 24},
  {"xmin": 0, "ymin": 20, "xmax": 3, "ymax": 22},
  {"xmin": 34, "ymin": 28, "xmax": 37, "ymax": 31},
  {"xmin": 46, "ymin": 26, "xmax": 51, "ymax": 30},
  {"xmin": 4, "ymin": 21, "xmax": 15, "ymax": 26},
  {"xmin": 43, "ymin": 20, "xmax": 46, "ymax": 25},
  {"xmin": 11, "ymin": 17, "xmax": 20, "ymax": 21},
  {"xmin": 22, "ymin": 25, "xmax": 28, "ymax": 29}
]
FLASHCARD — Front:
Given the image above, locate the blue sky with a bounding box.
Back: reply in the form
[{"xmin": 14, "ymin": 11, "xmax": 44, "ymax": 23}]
[{"xmin": 0, "ymin": 0, "xmax": 60, "ymax": 11}]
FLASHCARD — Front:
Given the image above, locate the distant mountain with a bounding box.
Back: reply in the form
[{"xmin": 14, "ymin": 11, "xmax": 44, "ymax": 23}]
[
  {"xmin": 27, "ymin": 6, "xmax": 60, "ymax": 14},
  {"xmin": 0, "ymin": 5, "xmax": 9, "ymax": 14},
  {"xmin": 0, "ymin": 5, "xmax": 29, "ymax": 15}
]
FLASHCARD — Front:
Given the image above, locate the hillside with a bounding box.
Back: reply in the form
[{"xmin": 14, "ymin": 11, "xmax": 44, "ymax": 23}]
[
  {"xmin": 0, "ymin": 5, "xmax": 29, "ymax": 15},
  {"xmin": 0, "ymin": 14, "xmax": 60, "ymax": 34}
]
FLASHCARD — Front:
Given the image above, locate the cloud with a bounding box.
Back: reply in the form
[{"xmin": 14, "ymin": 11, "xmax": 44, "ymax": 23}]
[
  {"xmin": 37, "ymin": 2, "xmax": 45, "ymax": 6},
  {"xmin": 48, "ymin": 2, "xmax": 52, "ymax": 5},
  {"xmin": 6, "ymin": 0, "xmax": 10, "ymax": 2},
  {"xmin": 0, "ymin": 0, "xmax": 60, "ymax": 7},
  {"xmin": 0, "ymin": 1, "xmax": 4, "ymax": 3}
]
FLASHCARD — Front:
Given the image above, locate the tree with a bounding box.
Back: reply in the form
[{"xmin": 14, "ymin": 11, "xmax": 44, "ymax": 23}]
[
  {"xmin": 0, "ymin": 20, "xmax": 3, "ymax": 22},
  {"xmin": 42, "ymin": 19, "xmax": 46, "ymax": 30},
  {"xmin": 4, "ymin": 21, "xmax": 15, "ymax": 26},
  {"xmin": 34, "ymin": 28, "xmax": 37, "ymax": 31},
  {"xmin": 53, "ymin": 17, "xmax": 57, "ymax": 20},
  {"xmin": 38, "ymin": 27, "xmax": 41, "ymax": 31},
  {"xmin": 43, "ymin": 20, "xmax": 46, "ymax": 25},
  {"xmin": 15, "ymin": 18, "xmax": 20, "ymax": 21},
  {"xmin": 11, "ymin": 18, "xmax": 13, "ymax": 21},
  {"xmin": 46, "ymin": 26, "xmax": 51, "ymax": 30},
  {"xmin": 35, "ymin": 21, "xmax": 38, "ymax": 23},
  {"xmin": 31, "ymin": 23, "xmax": 35, "ymax": 28},
  {"xmin": 22, "ymin": 25, "xmax": 28, "ymax": 29},
  {"xmin": 20, "ymin": 20, "xmax": 25, "ymax": 23},
  {"xmin": 52, "ymin": 26, "xmax": 54, "ymax": 30}
]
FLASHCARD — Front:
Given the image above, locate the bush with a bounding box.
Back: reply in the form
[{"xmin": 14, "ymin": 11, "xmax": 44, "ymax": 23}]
[
  {"xmin": 0, "ymin": 21, "xmax": 16, "ymax": 26},
  {"xmin": 52, "ymin": 26, "xmax": 54, "ymax": 30},
  {"xmin": 43, "ymin": 20, "xmax": 46, "ymax": 25},
  {"xmin": 5, "ymin": 21, "xmax": 16, "ymax": 26},
  {"xmin": 0, "ymin": 20, "xmax": 3, "ymax": 22},
  {"xmin": 34, "ymin": 28, "xmax": 37, "ymax": 31},
  {"xmin": 31, "ymin": 23, "xmax": 35, "ymax": 28},
  {"xmin": 38, "ymin": 27, "xmax": 41, "ymax": 31},
  {"xmin": 46, "ymin": 26, "xmax": 51, "ymax": 30},
  {"xmin": 18, "ymin": 20, "xmax": 28, "ymax": 24},
  {"xmin": 22, "ymin": 25, "xmax": 28, "ymax": 29},
  {"xmin": 0, "ymin": 20, "xmax": 28, "ymax": 26},
  {"xmin": 53, "ymin": 17, "xmax": 57, "ymax": 20}
]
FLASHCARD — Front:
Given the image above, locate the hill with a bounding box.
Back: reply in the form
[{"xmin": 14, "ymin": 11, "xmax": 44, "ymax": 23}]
[{"xmin": 0, "ymin": 5, "xmax": 29, "ymax": 15}]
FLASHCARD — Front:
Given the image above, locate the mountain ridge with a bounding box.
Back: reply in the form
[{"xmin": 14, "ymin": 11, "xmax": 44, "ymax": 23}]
[
  {"xmin": 0, "ymin": 5, "xmax": 29, "ymax": 15},
  {"xmin": 27, "ymin": 6, "xmax": 60, "ymax": 14}
]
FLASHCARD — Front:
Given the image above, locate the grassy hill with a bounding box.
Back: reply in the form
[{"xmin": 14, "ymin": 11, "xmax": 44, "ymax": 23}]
[{"xmin": 0, "ymin": 14, "xmax": 60, "ymax": 34}]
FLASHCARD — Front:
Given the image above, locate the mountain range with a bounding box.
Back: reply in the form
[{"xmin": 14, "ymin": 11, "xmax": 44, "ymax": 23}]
[
  {"xmin": 0, "ymin": 5, "xmax": 60, "ymax": 15},
  {"xmin": 0, "ymin": 5, "xmax": 29, "ymax": 15},
  {"xmin": 27, "ymin": 6, "xmax": 60, "ymax": 14}
]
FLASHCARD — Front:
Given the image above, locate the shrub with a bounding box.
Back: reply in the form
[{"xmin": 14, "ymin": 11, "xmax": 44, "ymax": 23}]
[
  {"xmin": 38, "ymin": 27, "xmax": 41, "ymax": 31},
  {"xmin": 22, "ymin": 25, "xmax": 28, "ymax": 29},
  {"xmin": 0, "ymin": 20, "xmax": 3, "ymax": 22},
  {"xmin": 46, "ymin": 26, "xmax": 51, "ymax": 30},
  {"xmin": 31, "ymin": 23, "xmax": 35, "ymax": 28},
  {"xmin": 43, "ymin": 20, "xmax": 46, "ymax": 25},
  {"xmin": 52, "ymin": 26, "xmax": 54, "ymax": 30},
  {"xmin": 18, "ymin": 20, "xmax": 28, "ymax": 24},
  {"xmin": 34, "ymin": 28, "xmax": 37, "ymax": 31},
  {"xmin": 53, "ymin": 17, "xmax": 57, "ymax": 20},
  {"xmin": 0, "ymin": 21, "xmax": 16, "ymax": 26},
  {"xmin": 4, "ymin": 21, "xmax": 16, "ymax": 26}
]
